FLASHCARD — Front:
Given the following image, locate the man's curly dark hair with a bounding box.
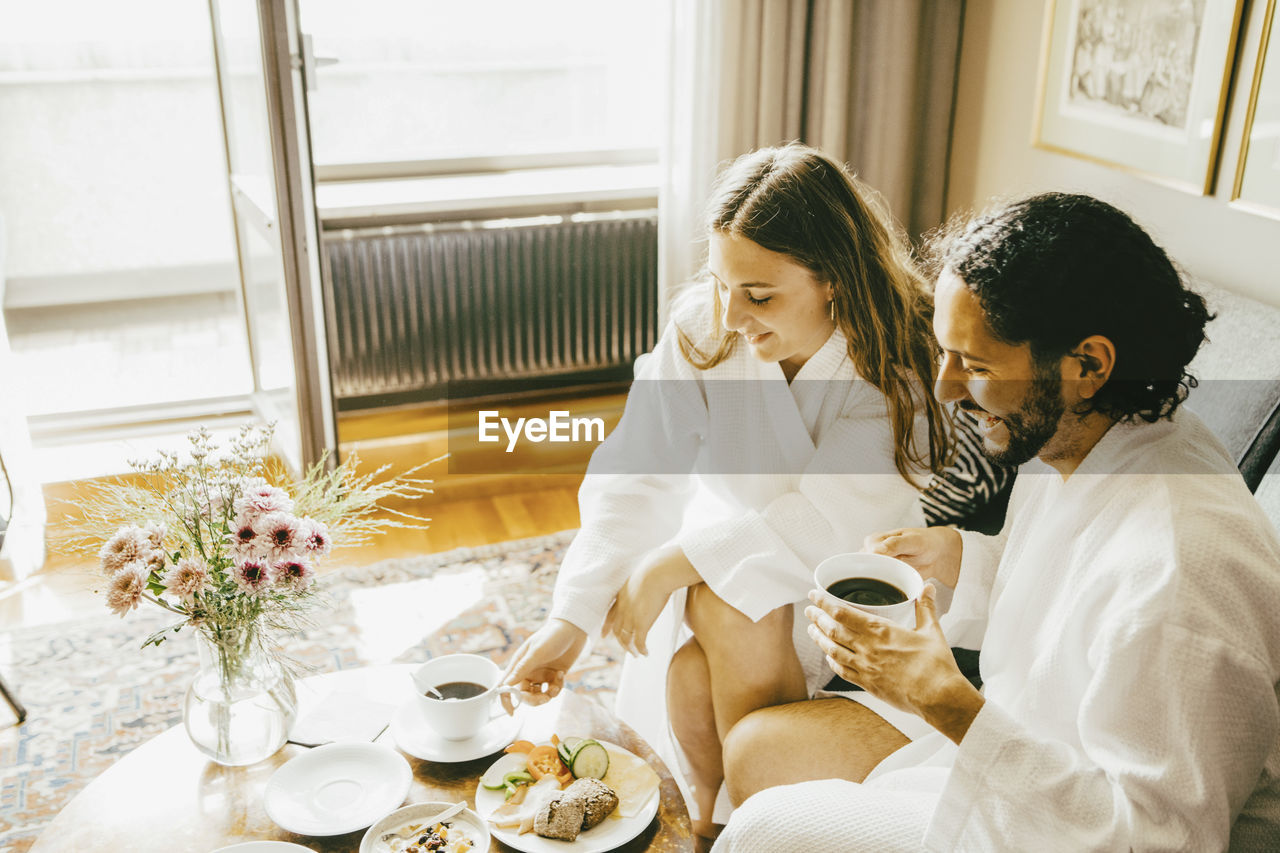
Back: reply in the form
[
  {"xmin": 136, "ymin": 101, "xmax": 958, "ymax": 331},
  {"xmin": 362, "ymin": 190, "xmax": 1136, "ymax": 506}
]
[{"xmin": 926, "ymin": 192, "xmax": 1212, "ymax": 424}]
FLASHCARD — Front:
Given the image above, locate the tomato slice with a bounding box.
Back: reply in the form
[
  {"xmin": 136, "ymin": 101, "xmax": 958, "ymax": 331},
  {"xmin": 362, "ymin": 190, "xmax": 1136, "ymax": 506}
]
[
  {"xmin": 504, "ymin": 740, "xmax": 536, "ymax": 754},
  {"xmin": 525, "ymin": 744, "xmax": 570, "ymax": 781}
]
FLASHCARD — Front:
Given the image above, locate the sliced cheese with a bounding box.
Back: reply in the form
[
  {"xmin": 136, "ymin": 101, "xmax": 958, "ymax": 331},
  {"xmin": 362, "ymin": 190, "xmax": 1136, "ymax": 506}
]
[{"xmin": 600, "ymin": 743, "xmax": 660, "ymax": 819}]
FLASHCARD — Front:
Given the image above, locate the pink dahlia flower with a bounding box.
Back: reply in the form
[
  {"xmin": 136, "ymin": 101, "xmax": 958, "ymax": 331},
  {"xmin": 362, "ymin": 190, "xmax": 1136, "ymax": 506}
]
[
  {"xmin": 143, "ymin": 522, "xmax": 167, "ymax": 549},
  {"xmin": 255, "ymin": 511, "xmax": 301, "ymax": 561},
  {"xmin": 234, "ymin": 481, "xmax": 294, "ymax": 519},
  {"xmin": 99, "ymin": 526, "xmax": 150, "ymax": 575},
  {"xmin": 297, "ymin": 517, "xmax": 333, "ymax": 557},
  {"xmin": 143, "ymin": 546, "xmax": 167, "ymax": 572},
  {"xmin": 106, "ymin": 563, "xmax": 149, "ymax": 617},
  {"xmin": 232, "ymin": 558, "xmax": 273, "ymax": 595},
  {"xmin": 227, "ymin": 514, "xmax": 261, "ymax": 560},
  {"xmin": 163, "ymin": 557, "xmax": 210, "ymax": 600},
  {"xmin": 273, "ymin": 557, "xmax": 316, "ymax": 592}
]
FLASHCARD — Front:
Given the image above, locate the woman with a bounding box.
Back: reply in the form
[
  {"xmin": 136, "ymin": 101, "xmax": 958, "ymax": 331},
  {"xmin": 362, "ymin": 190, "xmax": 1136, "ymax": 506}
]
[{"xmin": 502, "ymin": 143, "xmax": 956, "ymax": 839}]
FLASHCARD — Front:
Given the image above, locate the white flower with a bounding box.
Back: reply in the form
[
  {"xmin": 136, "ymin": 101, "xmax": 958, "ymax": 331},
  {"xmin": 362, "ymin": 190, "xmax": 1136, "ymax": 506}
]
[
  {"xmin": 272, "ymin": 557, "xmax": 315, "ymax": 592},
  {"xmin": 255, "ymin": 511, "xmax": 301, "ymax": 561},
  {"xmin": 297, "ymin": 517, "xmax": 333, "ymax": 557},
  {"xmin": 232, "ymin": 558, "xmax": 273, "ymax": 595},
  {"xmin": 163, "ymin": 557, "xmax": 210, "ymax": 600},
  {"xmin": 99, "ymin": 526, "xmax": 150, "ymax": 576},
  {"xmin": 105, "ymin": 562, "xmax": 149, "ymax": 617}
]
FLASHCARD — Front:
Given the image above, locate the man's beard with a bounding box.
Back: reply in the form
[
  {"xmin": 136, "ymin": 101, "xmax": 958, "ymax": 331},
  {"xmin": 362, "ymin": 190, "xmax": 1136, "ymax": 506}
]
[{"xmin": 971, "ymin": 367, "xmax": 1066, "ymax": 467}]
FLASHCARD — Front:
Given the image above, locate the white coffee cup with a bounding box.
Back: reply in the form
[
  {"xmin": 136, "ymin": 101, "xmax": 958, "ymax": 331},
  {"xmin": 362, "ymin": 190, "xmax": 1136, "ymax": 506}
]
[
  {"xmin": 813, "ymin": 552, "xmax": 924, "ymax": 628},
  {"xmin": 410, "ymin": 654, "xmax": 513, "ymax": 741}
]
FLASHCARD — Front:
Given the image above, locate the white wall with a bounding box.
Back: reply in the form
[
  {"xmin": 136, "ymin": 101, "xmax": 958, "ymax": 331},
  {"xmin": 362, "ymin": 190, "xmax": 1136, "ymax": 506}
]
[{"xmin": 948, "ymin": 0, "xmax": 1280, "ymax": 307}]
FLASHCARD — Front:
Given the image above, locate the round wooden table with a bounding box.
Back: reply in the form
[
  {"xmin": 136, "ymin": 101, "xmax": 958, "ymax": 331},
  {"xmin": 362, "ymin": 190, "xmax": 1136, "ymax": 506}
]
[{"xmin": 30, "ymin": 665, "xmax": 693, "ymax": 852}]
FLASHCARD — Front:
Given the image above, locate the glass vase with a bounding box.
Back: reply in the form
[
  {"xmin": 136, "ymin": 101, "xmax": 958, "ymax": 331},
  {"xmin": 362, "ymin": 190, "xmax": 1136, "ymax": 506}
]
[{"xmin": 183, "ymin": 624, "xmax": 297, "ymax": 766}]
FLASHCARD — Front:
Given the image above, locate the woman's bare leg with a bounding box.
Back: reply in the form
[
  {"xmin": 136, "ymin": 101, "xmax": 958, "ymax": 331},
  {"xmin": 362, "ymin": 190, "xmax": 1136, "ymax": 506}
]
[
  {"xmin": 722, "ymin": 698, "xmax": 909, "ymax": 804},
  {"xmin": 668, "ymin": 584, "xmax": 808, "ymax": 846},
  {"xmin": 667, "ymin": 638, "xmax": 721, "ymax": 843},
  {"xmin": 685, "ymin": 583, "xmax": 809, "ymax": 739}
]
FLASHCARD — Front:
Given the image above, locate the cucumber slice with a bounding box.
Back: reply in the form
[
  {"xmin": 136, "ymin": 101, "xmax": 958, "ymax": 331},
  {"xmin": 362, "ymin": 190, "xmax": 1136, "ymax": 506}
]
[
  {"xmin": 569, "ymin": 741, "xmax": 610, "ymax": 779},
  {"xmin": 566, "ymin": 737, "xmax": 598, "ymax": 763},
  {"xmin": 480, "ymin": 753, "xmax": 529, "ymax": 789},
  {"xmin": 557, "ymin": 736, "xmax": 584, "ymax": 765},
  {"xmin": 503, "ymin": 770, "xmax": 534, "ymax": 786}
]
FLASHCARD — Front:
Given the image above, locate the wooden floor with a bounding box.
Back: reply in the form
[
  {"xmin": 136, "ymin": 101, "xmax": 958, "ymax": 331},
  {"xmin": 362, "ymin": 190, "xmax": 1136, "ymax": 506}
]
[{"xmin": 0, "ymin": 392, "xmax": 627, "ymax": 631}]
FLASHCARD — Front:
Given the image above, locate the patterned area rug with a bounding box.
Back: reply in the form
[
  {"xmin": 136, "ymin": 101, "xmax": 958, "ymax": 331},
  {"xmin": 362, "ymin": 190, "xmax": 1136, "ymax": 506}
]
[{"xmin": 0, "ymin": 530, "xmax": 621, "ymax": 853}]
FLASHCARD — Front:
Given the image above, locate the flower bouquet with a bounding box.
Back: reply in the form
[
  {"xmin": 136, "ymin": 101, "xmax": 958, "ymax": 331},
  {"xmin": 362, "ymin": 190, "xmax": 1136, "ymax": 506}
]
[{"xmin": 72, "ymin": 424, "xmax": 432, "ymax": 765}]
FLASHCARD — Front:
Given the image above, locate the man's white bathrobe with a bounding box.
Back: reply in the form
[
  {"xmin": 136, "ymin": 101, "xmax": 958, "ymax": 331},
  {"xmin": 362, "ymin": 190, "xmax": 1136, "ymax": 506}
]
[
  {"xmin": 717, "ymin": 410, "xmax": 1280, "ymax": 852},
  {"xmin": 547, "ymin": 300, "xmax": 926, "ymax": 808}
]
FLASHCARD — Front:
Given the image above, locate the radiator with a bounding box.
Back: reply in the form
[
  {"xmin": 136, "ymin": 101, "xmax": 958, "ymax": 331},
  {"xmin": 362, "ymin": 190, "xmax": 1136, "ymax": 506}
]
[{"xmin": 322, "ymin": 212, "xmax": 659, "ymax": 409}]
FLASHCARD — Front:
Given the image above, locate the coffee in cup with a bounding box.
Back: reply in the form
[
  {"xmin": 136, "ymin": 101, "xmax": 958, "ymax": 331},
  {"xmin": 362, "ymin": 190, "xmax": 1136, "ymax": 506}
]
[
  {"xmin": 410, "ymin": 654, "xmax": 512, "ymax": 741},
  {"xmin": 813, "ymin": 552, "xmax": 923, "ymax": 628}
]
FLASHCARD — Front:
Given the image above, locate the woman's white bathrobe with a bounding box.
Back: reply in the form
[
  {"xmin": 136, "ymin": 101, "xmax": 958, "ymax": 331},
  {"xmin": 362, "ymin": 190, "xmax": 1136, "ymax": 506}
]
[
  {"xmin": 547, "ymin": 302, "xmax": 926, "ymax": 810},
  {"xmin": 717, "ymin": 410, "xmax": 1280, "ymax": 852}
]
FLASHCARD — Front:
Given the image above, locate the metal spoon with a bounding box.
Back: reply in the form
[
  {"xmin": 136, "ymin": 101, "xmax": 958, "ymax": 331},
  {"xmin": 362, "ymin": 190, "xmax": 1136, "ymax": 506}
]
[
  {"xmin": 382, "ymin": 801, "xmax": 469, "ymax": 842},
  {"xmin": 411, "ymin": 669, "xmax": 446, "ymax": 700},
  {"xmin": 424, "ymin": 801, "xmax": 468, "ymax": 825}
]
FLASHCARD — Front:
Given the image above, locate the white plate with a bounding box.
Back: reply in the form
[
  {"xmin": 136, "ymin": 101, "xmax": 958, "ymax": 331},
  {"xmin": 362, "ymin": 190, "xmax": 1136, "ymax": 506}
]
[
  {"xmin": 391, "ymin": 699, "xmax": 523, "ymax": 763},
  {"xmin": 264, "ymin": 742, "xmax": 412, "ymax": 836},
  {"xmin": 474, "ymin": 742, "xmax": 661, "ymax": 853},
  {"xmin": 211, "ymin": 843, "xmax": 317, "ymax": 853}
]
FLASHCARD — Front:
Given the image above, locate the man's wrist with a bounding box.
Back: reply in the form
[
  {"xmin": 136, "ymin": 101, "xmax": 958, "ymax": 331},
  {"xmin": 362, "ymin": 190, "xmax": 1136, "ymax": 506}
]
[
  {"xmin": 938, "ymin": 526, "xmax": 964, "ymax": 588},
  {"xmin": 919, "ymin": 675, "xmax": 984, "ymax": 745}
]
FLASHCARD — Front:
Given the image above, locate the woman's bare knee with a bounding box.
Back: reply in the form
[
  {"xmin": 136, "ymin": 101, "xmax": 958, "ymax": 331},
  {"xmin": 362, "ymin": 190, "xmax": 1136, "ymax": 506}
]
[
  {"xmin": 687, "ymin": 585, "xmax": 791, "ymax": 655},
  {"xmin": 668, "ymin": 638, "xmax": 708, "ymax": 708}
]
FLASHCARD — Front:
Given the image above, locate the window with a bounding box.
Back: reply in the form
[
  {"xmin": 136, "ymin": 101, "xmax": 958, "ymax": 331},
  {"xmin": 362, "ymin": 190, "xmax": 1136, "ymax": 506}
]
[
  {"xmin": 300, "ymin": 0, "xmax": 663, "ymax": 179},
  {"xmin": 0, "ymin": 1, "xmax": 252, "ymax": 422}
]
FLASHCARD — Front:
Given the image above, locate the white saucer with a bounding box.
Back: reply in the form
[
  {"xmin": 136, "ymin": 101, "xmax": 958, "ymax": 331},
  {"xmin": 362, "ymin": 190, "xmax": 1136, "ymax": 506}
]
[
  {"xmin": 212, "ymin": 843, "xmax": 317, "ymax": 853},
  {"xmin": 263, "ymin": 742, "xmax": 412, "ymax": 836},
  {"xmin": 391, "ymin": 700, "xmax": 523, "ymax": 763}
]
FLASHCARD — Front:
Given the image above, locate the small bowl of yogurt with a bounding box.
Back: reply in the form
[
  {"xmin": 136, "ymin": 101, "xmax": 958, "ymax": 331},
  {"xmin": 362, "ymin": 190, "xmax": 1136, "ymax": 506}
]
[{"xmin": 360, "ymin": 801, "xmax": 489, "ymax": 853}]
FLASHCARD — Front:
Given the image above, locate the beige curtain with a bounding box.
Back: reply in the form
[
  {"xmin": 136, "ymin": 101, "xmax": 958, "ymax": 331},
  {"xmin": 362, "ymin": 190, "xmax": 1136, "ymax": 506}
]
[
  {"xmin": 806, "ymin": 0, "xmax": 964, "ymax": 238},
  {"xmin": 659, "ymin": 0, "xmax": 965, "ymax": 309}
]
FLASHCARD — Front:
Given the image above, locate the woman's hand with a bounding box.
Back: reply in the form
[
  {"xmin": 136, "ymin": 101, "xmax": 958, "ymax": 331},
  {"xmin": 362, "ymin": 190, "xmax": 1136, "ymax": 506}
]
[
  {"xmin": 603, "ymin": 545, "xmax": 700, "ymax": 656},
  {"xmin": 864, "ymin": 526, "xmax": 964, "ymax": 589},
  {"xmin": 805, "ymin": 585, "xmax": 983, "ymax": 744},
  {"xmin": 500, "ymin": 618, "xmax": 587, "ymax": 713}
]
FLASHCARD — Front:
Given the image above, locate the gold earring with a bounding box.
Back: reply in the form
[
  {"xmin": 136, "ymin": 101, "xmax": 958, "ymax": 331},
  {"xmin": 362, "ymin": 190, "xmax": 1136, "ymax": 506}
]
[{"xmin": 829, "ymin": 300, "xmax": 835, "ymax": 321}]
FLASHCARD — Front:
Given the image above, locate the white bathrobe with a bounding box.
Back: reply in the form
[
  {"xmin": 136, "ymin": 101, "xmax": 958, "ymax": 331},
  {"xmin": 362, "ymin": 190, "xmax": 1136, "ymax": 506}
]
[
  {"xmin": 717, "ymin": 410, "xmax": 1280, "ymax": 852},
  {"xmin": 548, "ymin": 299, "xmax": 926, "ymax": 810}
]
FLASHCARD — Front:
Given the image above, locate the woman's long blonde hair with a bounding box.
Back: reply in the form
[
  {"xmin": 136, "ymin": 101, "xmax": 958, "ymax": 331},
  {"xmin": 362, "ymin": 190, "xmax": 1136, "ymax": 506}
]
[{"xmin": 677, "ymin": 143, "xmax": 949, "ymax": 485}]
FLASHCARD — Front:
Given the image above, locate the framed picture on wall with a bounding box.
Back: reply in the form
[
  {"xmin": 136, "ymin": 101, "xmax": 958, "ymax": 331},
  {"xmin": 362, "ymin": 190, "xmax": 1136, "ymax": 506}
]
[
  {"xmin": 1232, "ymin": 0, "xmax": 1280, "ymax": 219},
  {"xmin": 1034, "ymin": 0, "xmax": 1246, "ymax": 194}
]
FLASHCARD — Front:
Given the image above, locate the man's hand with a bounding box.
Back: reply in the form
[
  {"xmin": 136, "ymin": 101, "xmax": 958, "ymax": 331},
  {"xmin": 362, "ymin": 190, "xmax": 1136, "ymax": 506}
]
[
  {"xmin": 805, "ymin": 585, "xmax": 983, "ymax": 744},
  {"xmin": 603, "ymin": 544, "xmax": 700, "ymax": 656},
  {"xmin": 864, "ymin": 526, "xmax": 964, "ymax": 589},
  {"xmin": 500, "ymin": 618, "xmax": 587, "ymax": 713}
]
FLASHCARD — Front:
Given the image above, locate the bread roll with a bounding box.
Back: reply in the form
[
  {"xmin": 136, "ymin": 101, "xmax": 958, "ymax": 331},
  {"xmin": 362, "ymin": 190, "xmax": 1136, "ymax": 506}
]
[
  {"xmin": 534, "ymin": 793, "xmax": 585, "ymax": 841},
  {"xmin": 564, "ymin": 777, "xmax": 620, "ymax": 830}
]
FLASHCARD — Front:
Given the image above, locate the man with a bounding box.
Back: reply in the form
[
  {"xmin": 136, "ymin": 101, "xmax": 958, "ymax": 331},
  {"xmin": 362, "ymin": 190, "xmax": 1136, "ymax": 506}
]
[{"xmin": 713, "ymin": 193, "xmax": 1280, "ymax": 851}]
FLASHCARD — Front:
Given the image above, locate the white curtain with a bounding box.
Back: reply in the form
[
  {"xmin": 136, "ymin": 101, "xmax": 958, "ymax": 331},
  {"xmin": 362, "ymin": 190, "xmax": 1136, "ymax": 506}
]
[
  {"xmin": 0, "ymin": 214, "xmax": 47, "ymax": 583},
  {"xmin": 658, "ymin": 0, "xmax": 965, "ymax": 313}
]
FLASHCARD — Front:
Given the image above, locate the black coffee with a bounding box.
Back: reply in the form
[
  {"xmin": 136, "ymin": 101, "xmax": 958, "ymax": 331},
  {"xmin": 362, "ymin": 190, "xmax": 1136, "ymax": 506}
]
[
  {"xmin": 427, "ymin": 680, "xmax": 489, "ymax": 700},
  {"xmin": 826, "ymin": 577, "xmax": 907, "ymax": 607}
]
